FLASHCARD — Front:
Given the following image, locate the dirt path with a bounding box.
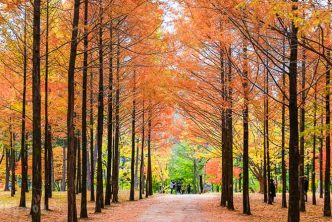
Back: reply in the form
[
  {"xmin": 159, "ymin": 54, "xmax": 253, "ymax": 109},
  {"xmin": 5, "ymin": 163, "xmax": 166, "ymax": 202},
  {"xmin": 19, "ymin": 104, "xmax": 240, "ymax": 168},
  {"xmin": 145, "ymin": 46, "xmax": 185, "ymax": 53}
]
[
  {"xmin": 138, "ymin": 195, "xmax": 208, "ymax": 222},
  {"xmin": 0, "ymin": 192, "xmax": 330, "ymax": 221}
]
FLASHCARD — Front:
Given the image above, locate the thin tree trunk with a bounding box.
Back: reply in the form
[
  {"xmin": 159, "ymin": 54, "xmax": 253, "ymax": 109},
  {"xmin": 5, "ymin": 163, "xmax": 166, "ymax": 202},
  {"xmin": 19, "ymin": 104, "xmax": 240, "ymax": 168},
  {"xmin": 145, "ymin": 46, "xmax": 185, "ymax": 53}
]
[
  {"xmin": 76, "ymin": 134, "xmax": 82, "ymax": 194},
  {"xmin": 112, "ymin": 31, "xmax": 120, "ymax": 203},
  {"xmin": 90, "ymin": 70, "xmax": 95, "ymax": 202},
  {"xmin": 44, "ymin": 0, "xmax": 50, "ymax": 209},
  {"xmin": 147, "ymin": 106, "xmax": 153, "ymax": 196},
  {"xmin": 80, "ymin": 0, "xmax": 88, "ymax": 217},
  {"xmin": 312, "ymin": 85, "xmax": 317, "ymax": 205},
  {"xmin": 324, "ymin": 15, "xmax": 331, "ymax": 215},
  {"xmin": 140, "ymin": 103, "xmax": 145, "ymax": 200},
  {"xmin": 10, "ymin": 129, "xmax": 15, "ymax": 197},
  {"xmin": 281, "ymin": 37, "xmax": 287, "ymax": 208},
  {"xmin": 226, "ymin": 52, "xmax": 234, "ymax": 210},
  {"xmin": 265, "ymin": 60, "xmax": 271, "ymax": 205},
  {"xmin": 319, "ymin": 113, "xmax": 323, "ymax": 201},
  {"xmin": 31, "ymin": 0, "xmax": 42, "ymax": 218},
  {"xmin": 66, "ymin": 0, "xmax": 81, "ymax": 219},
  {"xmin": 242, "ymin": 45, "xmax": 250, "ymax": 215},
  {"xmin": 105, "ymin": 20, "xmax": 113, "ymax": 206},
  {"xmin": 130, "ymin": 71, "xmax": 136, "ymax": 201},
  {"xmin": 299, "ymin": 42, "xmax": 306, "ymax": 212},
  {"xmin": 135, "ymin": 138, "xmax": 139, "ymax": 189},
  {"xmin": 4, "ymin": 147, "xmax": 10, "ymax": 191},
  {"xmin": 61, "ymin": 142, "xmax": 66, "ymax": 191},
  {"xmin": 95, "ymin": 0, "xmax": 104, "ymax": 211},
  {"xmin": 19, "ymin": 2, "xmax": 28, "ymax": 207}
]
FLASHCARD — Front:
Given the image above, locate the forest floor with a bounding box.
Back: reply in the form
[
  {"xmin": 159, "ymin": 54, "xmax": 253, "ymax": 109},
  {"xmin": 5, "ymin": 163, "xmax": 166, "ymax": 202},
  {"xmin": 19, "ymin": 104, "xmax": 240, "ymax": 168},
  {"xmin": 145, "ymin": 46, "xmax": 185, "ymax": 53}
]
[{"xmin": 0, "ymin": 191, "xmax": 330, "ymax": 221}]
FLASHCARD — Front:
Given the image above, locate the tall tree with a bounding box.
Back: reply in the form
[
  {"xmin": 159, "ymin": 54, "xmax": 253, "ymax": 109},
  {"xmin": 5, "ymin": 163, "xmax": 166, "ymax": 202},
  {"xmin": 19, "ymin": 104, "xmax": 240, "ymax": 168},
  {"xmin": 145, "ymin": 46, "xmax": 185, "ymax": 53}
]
[
  {"xmin": 147, "ymin": 105, "xmax": 153, "ymax": 196},
  {"xmin": 10, "ymin": 128, "xmax": 15, "ymax": 197},
  {"xmin": 299, "ymin": 42, "xmax": 306, "ymax": 212},
  {"xmin": 288, "ymin": 1, "xmax": 300, "ymax": 221},
  {"xmin": 31, "ymin": 0, "xmax": 42, "ymax": 219},
  {"xmin": 324, "ymin": 5, "xmax": 331, "ymax": 214},
  {"xmin": 66, "ymin": 0, "xmax": 81, "ymax": 219},
  {"xmin": 130, "ymin": 70, "xmax": 136, "ymax": 201},
  {"xmin": 140, "ymin": 102, "xmax": 145, "ymax": 200},
  {"xmin": 312, "ymin": 84, "xmax": 317, "ymax": 205},
  {"xmin": 80, "ymin": 0, "xmax": 89, "ymax": 217},
  {"xmin": 19, "ymin": 2, "xmax": 28, "ymax": 208},
  {"xmin": 95, "ymin": 0, "xmax": 105, "ymax": 211},
  {"xmin": 44, "ymin": 0, "xmax": 51, "ymax": 210},
  {"xmin": 105, "ymin": 19, "xmax": 113, "ymax": 206},
  {"xmin": 90, "ymin": 67, "xmax": 95, "ymax": 202},
  {"xmin": 281, "ymin": 37, "xmax": 287, "ymax": 209},
  {"xmin": 112, "ymin": 30, "xmax": 121, "ymax": 203},
  {"xmin": 242, "ymin": 45, "xmax": 250, "ymax": 215}
]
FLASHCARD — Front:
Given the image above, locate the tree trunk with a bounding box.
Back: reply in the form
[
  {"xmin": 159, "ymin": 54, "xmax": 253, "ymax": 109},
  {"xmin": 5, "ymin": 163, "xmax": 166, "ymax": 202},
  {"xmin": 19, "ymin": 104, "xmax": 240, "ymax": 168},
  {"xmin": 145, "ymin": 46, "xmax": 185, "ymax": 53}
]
[
  {"xmin": 10, "ymin": 130, "xmax": 15, "ymax": 197},
  {"xmin": 66, "ymin": 0, "xmax": 81, "ymax": 219},
  {"xmin": 31, "ymin": 0, "xmax": 42, "ymax": 219},
  {"xmin": 76, "ymin": 135, "xmax": 82, "ymax": 194},
  {"xmin": 312, "ymin": 85, "xmax": 317, "ymax": 205},
  {"xmin": 112, "ymin": 31, "xmax": 120, "ymax": 203},
  {"xmin": 140, "ymin": 103, "xmax": 145, "ymax": 200},
  {"xmin": 90, "ymin": 68, "xmax": 95, "ymax": 202},
  {"xmin": 226, "ymin": 53, "xmax": 234, "ymax": 210},
  {"xmin": 319, "ymin": 114, "xmax": 324, "ymax": 199},
  {"xmin": 19, "ymin": 2, "xmax": 28, "ymax": 207},
  {"xmin": 105, "ymin": 20, "xmax": 113, "ymax": 206},
  {"xmin": 324, "ymin": 24, "xmax": 331, "ymax": 217},
  {"xmin": 265, "ymin": 61, "xmax": 271, "ymax": 205},
  {"xmin": 61, "ymin": 142, "xmax": 66, "ymax": 191},
  {"xmin": 135, "ymin": 138, "xmax": 139, "ymax": 189},
  {"xmin": 147, "ymin": 107, "xmax": 153, "ymax": 196},
  {"xmin": 242, "ymin": 45, "xmax": 250, "ymax": 215},
  {"xmin": 95, "ymin": 1, "xmax": 104, "ymax": 211},
  {"xmin": 80, "ymin": 0, "xmax": 88, "ymax": 216},
  {"xmin": 130, "ymin": 71, "xmax": 136, "ymax": 201},
  {"xmin": 44, "ymin": 0, "xmax": 51, "ymax": 211},
  {"xmin": 299, "ymin": 42, "xmax": 306, "ymax": 212},
  {"xmin": 288, "ymin": 2, "xmax": 300, "ymax": 221},
  {"xmin": 281, "ymin": 37, "xmax": 287, "ymax": 208},
  {"xmin": 4, "ymin": 147, "xmax": 10, "ymax": 191}
]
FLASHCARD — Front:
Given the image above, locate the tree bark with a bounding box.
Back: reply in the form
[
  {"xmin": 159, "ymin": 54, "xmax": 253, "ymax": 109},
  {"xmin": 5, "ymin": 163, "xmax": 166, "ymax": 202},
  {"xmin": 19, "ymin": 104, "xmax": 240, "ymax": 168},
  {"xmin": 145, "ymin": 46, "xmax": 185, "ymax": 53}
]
[
  {"xmin": 19, "ymin": 2, "xmax": 28, "ymax": 207},
  {"xmin": 242, "ymin": 45, "xmax": 250, "ymax": 215},
  {"xmin": 95, "ymin": 0, "xmax": 104, "ymax": 211},
  {"xmin": 312, "ymin": 85, "xmax": 317, "ymax": 205},
  {"xmin": 147, "ymin": 107, "xmax": 153, "ymax": 196},
  {"xmin": 140, "ymin": 103, "xmax": 145, "ymax": 200},
  {"xmin": 105, "ymin": 20, "xmax": 113, "ymax": 206},
  {"xmin": 66, "ymin": 0, "xmax": 81, "ymax": 219},
  {"xmin": 288, "ymin": 2, "xmax": 300, "ymax": 221},
  {"xmin": 80, "ymin": 0, "xmax": 88, "ymax": 217},
  {"xmin": 281, "ymin": 37, "xmax": 287, "ymax": 208},
  {"xmin": 112, "ymin": 31, "xmax": 120, "ymax": 203},
  {"xmin": 10, "ymin": 129, "xmax": 15, "ymax": 197},
  {"xmin": 31, "ymin": 0, "xmax": 42, "ymax": 219},
  {"xmin": 299, "ymin": 42, "xmax": 306, "ymax": 212},
  {"xmin": 90, "ymin": 68, "xmax": 95, "ymax": 202},
  {"xmin": 324, "ymin": 30, "xmax": 331, "ymax": 217},
  {"xmin": 61, "ymin": 142, "xmax": 66, "ymax": 191},
  {"xmin": 130, "ymin": 71, "xmax": 136, "ymax": 201}
]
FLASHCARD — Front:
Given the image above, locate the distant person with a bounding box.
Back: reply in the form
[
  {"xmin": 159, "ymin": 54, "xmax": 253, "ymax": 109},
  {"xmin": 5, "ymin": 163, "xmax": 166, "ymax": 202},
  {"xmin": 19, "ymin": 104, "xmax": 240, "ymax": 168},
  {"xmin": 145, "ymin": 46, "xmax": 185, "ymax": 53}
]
[
  {"xmin": 177, "ymin": 181, "xmax": 182, "ymax": 194},
  {"xmin": 187, "ymin": 184, "xmax": 191, "ymax": 194},
  {"xmin": 269, "ymin": 179, "xmax": 276, "ymax": 203},
  {"xmin": 170, "ymin": 180, "xmax": 175, "ymax": 194},
  {"xmin": 303, "ymin": 176, "xmax": 309, "ymax": 202}
]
